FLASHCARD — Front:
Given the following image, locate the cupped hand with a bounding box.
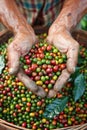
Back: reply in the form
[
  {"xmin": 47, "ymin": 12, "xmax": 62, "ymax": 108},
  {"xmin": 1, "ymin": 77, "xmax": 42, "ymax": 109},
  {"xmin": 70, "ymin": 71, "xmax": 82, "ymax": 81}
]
[
  {"xmin": 7, "ymin": 26, "xmax": 47, "ymax": 97},
  {"xmin": 47, "ymin": 24, "xmax": 79, "ymax": 97}
]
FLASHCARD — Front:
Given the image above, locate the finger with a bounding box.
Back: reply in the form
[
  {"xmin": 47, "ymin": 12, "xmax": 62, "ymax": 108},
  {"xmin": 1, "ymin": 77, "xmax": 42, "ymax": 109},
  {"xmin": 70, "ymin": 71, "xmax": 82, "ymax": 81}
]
[
  {"xmin": 35, "ymin": 87, "xmax": 47, "ymax": 98},
  {"xmin": 54, "ymin": 69, "xmax": 70, "ymax": 91},
  {"xmin": 17, "ymin": 69, "xmax": 47, "ymax": 97},
  {"xmin": 67, "ymin": 39, "xmax": 79, "ymax": 73},
  {"xmin": 47, "ymin": 89, "xmax": 57, "ymax": 98},
  {"xmin": 17, "ymin": 69, "xmax": 39, "ymax": 92},
  {"xmin": 7, "ymin": 43, "xmax": 20, "ymax": 74}
]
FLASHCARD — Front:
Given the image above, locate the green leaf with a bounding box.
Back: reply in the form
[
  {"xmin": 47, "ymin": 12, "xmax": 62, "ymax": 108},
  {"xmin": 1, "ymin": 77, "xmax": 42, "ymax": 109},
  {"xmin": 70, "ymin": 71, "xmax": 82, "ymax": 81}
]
[
  {"xmin": 73, "ymin": 74, "xmax": 86, "ymax": 102},
  {"xmin": 70, "ymin": 67, "xmax": 80, "ymax": 81},
  {"xmin": 78, "ymin": 54, "xmax": 84, "ymax": 65},
  {"xmin": 43, "ymin": 97, "xmax": 68, "ymax": 119},
  {"xmin": 0, "ymin": 55, "xmax": 5, "ymax": 74}
]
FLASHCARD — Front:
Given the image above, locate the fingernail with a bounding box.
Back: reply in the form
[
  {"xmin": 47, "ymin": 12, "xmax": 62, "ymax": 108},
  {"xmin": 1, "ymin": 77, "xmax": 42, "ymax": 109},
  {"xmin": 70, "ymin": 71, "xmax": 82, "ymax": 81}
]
[
  {"xmin": 48, "ymin": 90, "xmax": 57, "ymax": 98},
  {"xmin": 71, "ymin": 67, "xmax": 75, "ymax": 73},
  {"xmin": 54, "ymin": 84, "xmax": 62, "ymax": 91},
  {"xmin": 9, "ymin": 68, "xmax": 17, "ymax": 75},
  {"xmin": 68, "ymin": 66, "xmax": 75, "ymax": 73},
  {"xmin": 73, "ymin": 67, "xmax": 75, "ymax": 73},
  {"xmin": 36, "ymin": 87, "xmax": 47, "ymax": 98}
]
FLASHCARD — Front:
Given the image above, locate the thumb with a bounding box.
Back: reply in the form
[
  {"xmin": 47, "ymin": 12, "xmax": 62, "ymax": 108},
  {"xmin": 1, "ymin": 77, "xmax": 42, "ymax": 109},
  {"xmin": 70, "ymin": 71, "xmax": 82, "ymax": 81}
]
[
  {"xmin": 7, "ymin": 42, "xmax": 20, "ymax": 74},
  {"xmin": 66, "ymin": 37, "xmax": 79, "ymax": 73}
]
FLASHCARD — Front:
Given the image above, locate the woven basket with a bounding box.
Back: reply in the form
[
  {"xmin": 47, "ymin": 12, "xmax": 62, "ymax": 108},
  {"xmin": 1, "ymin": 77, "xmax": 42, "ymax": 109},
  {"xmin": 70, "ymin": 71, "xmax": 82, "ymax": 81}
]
[{"xmin": 0, "ymin": 29, "xmax": 87, "ymax": 130}]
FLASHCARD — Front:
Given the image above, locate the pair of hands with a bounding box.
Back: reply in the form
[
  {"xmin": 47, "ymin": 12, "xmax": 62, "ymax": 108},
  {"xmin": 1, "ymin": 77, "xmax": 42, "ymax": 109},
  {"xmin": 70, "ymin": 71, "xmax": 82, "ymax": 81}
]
[{"xmin": 7, "ymin": 24, "xmax": 79, "ymax": 98}]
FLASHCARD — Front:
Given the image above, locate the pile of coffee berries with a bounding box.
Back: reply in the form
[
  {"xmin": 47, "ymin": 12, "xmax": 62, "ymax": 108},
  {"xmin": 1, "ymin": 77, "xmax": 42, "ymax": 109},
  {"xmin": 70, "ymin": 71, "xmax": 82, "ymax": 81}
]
[
  {"xmin": 20, "ymin": 34, "xmax": 66, "ymax": 93},
  {"xmin": 0, "ymin": 34, "xmax": 87, "ymax": 130}
]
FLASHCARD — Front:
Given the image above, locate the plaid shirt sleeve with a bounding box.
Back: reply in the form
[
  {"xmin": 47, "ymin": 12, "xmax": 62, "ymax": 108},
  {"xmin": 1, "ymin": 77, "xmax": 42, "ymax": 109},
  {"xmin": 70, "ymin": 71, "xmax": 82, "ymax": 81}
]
[{"xmin": 16, "ymin": 0, "xmax": 64, "ymax": 27}]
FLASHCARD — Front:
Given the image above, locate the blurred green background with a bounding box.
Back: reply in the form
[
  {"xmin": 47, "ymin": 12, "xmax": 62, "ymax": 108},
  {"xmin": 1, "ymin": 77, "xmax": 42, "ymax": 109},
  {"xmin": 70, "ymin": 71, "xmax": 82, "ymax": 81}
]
[{"xmin": 80, "ymin": 15, "xmax": 87, "ymax": 30}]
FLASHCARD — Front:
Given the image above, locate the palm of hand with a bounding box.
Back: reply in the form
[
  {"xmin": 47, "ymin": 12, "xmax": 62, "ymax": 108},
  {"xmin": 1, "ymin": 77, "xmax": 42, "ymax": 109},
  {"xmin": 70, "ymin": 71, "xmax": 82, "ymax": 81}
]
[{"xmin": 47, "ymin": 26, "xmax": 79, "ymax": 97}]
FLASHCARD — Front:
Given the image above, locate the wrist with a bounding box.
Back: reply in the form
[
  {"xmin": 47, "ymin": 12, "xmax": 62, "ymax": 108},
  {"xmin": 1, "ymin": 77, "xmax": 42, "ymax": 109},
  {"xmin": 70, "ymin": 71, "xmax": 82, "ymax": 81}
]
[
  {"xmin": 53, "ymin": 12, "xmax": 77, "ymax": 32},
  {"xmin": 13, "ymin": 22, "xmax": 34, "ymax": 34},
  {"xmin": 48, "ymin": 22, "xmax": 69, "ymax": 36},
  {"xmin": 54, "ymin": 0, "xmax": 87, "ymax": 32},
  {"xmin": 14, "ymin": 24, "xmax": 36, "ymax": 44},
  {"xmin": 55, "ymin": 19, "xmax": 74, "ymax": 32}
]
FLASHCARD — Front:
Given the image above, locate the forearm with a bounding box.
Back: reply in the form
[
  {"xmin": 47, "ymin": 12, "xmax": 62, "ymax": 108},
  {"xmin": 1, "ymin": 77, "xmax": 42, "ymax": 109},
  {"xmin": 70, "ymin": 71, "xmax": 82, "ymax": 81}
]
[
  {"xmin": 0, "ymin": 0, "xmax": 32, "ymax": 34},
  {"xmin": 54, "ymin": 0, "xmax": 87, "ymax": 31}
]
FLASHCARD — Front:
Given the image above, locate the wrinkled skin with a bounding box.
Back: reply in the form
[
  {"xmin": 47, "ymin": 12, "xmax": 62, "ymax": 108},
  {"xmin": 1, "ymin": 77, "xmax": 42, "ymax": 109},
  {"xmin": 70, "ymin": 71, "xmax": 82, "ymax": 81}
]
[
  {"xmin": 0, "ymin": 0, "xmax": 87, "ymax": 97},
  {"xmin": 47, "ymin": 25, "xmax": 79, "ymax": 97},
  {"xmin": 46, "ymin": 0, "xmax": 87, "ymax": 97},
  {"xmin": 7, "ymin": 28, "xmax": 47, "ymax": 98}
]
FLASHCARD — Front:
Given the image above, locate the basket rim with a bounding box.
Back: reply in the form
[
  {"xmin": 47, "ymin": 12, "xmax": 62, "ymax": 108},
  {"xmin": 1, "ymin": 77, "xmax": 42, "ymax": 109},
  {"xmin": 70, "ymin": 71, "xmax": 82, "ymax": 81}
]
[{"xmin": 0, "ymin": 119, "xmax": 87, "ymax": 130}]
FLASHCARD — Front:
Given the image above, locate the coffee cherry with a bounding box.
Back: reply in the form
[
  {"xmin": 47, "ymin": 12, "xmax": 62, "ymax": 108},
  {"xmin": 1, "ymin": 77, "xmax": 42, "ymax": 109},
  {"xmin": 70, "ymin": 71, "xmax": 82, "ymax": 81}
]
[{"xmin": 0, "ymin": 34, "xmax": 87, "ymax": 130}]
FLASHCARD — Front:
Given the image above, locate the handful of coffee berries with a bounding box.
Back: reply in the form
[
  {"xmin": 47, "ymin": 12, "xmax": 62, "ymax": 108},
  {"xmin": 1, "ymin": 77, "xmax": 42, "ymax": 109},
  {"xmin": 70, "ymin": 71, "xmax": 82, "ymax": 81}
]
[{"xmin": 20, "ymin": 34, "xmax": 67, "ymax": 94}]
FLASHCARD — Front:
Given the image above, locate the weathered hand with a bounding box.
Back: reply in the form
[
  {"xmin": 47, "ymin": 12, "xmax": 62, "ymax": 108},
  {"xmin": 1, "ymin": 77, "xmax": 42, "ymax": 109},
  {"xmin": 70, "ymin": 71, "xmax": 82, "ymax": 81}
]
[
  {"xmin": 47, "ymin": 25, "xmax": 79, "ymax": 97},
  {"xmin": 7, "ymin": 27, "xmax": 47, "ymax": 97}
]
